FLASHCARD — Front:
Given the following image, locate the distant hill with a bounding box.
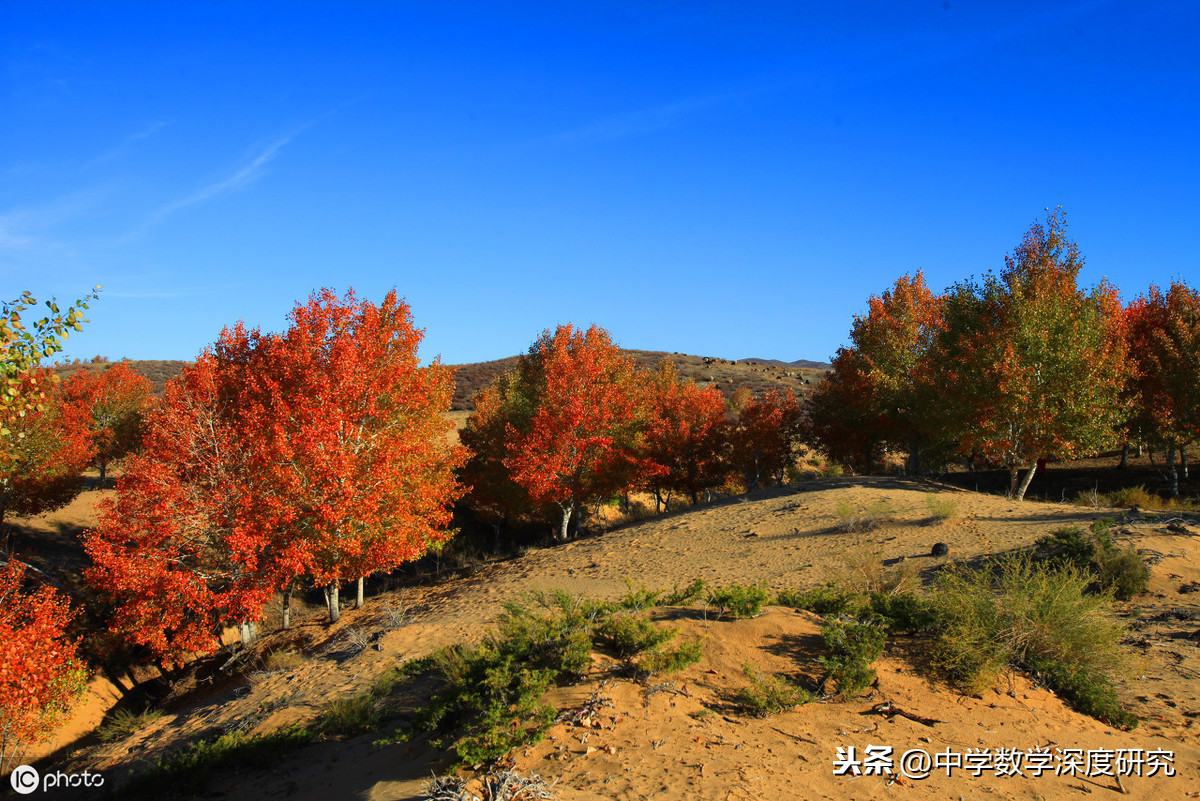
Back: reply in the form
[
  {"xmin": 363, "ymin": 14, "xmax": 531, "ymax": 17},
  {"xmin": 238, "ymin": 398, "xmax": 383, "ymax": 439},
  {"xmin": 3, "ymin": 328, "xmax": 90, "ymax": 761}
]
[
  {"xmin": 49, "ymin": 352, "xmax": 830, "ymax": 412},
  {"xmin": 448, "ymin": 350, "xmax": 829, "ymax": 411},
  {"xmin": 739, "ymin": 357, "xmax": 832, "ymax": 370},
  {"xmin": 52, "ymin": 359, "xmax": 188, "ymax": 395}
]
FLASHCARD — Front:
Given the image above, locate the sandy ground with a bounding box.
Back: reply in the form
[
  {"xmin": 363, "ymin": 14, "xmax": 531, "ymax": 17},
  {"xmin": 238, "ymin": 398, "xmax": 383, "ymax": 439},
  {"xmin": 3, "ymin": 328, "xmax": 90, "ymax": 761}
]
[{"xmin": 16, "ymin": 476, "xmax": 1200, "ymax": 799}]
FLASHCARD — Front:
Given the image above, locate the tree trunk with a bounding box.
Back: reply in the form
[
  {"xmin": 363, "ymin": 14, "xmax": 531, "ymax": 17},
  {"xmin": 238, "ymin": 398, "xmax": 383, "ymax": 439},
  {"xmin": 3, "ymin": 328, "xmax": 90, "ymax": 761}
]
[
  {"xmin": 99, "ymin": 460, "xmax": 108, "ymax": 482},
  {"xmin": 1014, "ymin": 462, "xmax": 1039, "ymax": 501},
  {"xmin": 1168, "ymin": 440, "xmax": 1180, "ymax": 498},
  {"xmin": 653, "ymin": 488, "xmax": 662, "ymax": 514},
  {"xmin": 356, "ymin": 577, "xmax": 365, "ymax": 609},
  {"xmin": 907, "ymin": 432, "xmax": 921, "ymax": 475},
  {"xmin": 1182, "ymin": 447, "xmax": 1189, "ymax": 480},
  {"xmin": 691, "ymin": 489, "xmax": 700, "ymax": 506},
  {"xmin": 557, "ymin": 503, "xmax": 571, "ymax": 542},
  {"xmin": 1117, "ymin": 442, "xmax": 1129, "ymax": 470},
  {"xmin": 281, "ymin": 581, "xmax": 294, "ymax": 629},
  {"xmin": 1137, "ymin": 442, "xmax": 1143, "ymax": 457},
  {"xmin": 238, "ymin": 621, "xmax": 257, "ymax": 646},
  {"xmin": 325, "ymin": 583, "xmax": 341, "ymax": 624},
  {"xmin": 570, "ymin": 498, "xmax": 581, "ymax": 537}
]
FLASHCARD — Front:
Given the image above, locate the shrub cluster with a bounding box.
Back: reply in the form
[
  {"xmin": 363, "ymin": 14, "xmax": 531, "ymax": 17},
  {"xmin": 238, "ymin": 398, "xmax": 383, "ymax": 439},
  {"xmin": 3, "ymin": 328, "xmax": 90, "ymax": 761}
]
[
  {"xmin": 1034, "ymin": 521, "xmax": 1150, "ymax": 600},
  {"xmin": 394, "ymin": 590, "xmax": 703, "ymax": 767},
  {"xmin": 930, "ymin": 555, "xmax": 1138, "ymax": 727}
]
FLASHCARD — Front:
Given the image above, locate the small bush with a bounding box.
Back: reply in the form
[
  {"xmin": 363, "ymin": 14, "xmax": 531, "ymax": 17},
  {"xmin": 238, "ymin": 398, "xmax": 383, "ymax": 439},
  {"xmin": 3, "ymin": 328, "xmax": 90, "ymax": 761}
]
[
  {"xmin": 662, "ymin": 578, "xmax": 708, "ymax": 606},
  {"xmin": 262, "ymin": 648, "xmax": 305, "ymax": 672},
  {"xmin": 639, "ymin": 640, "xmax": 704, "ymax": 676},
  {"xmin": 97, "ymin": 706, "xmax": 165, "ymax": 742},
  {"xmin": 116, "ymin": 726, "xmax": 314, "ymax": 800},
  {"xmin": 819, "ymin": 618, "xmax": 888, "ymax": 697},
  {"xmin": 1034, "ymin": 523, "xmax": 1149, "ymax": 600},
  {"xmin": 708, "ymin": 583, "xmax": 770, "ymax": 619},
  {"xmin": 596, "ymin": 614, "xmax": 675, "ymax": 658},
  {"xmin": 869, "ymin": 592, "xmax": 935, "ymax": 633},
  {"xmin": 926, "ymin": 495, "xmax": 958, "ymax": 522},
  {"xmin": 736, "ymin": 665, "xmax": 811, "ymax": 716},
  {"xmin": 834, "ymin": 500, "xmax": 896, "ymax": 533},
  {"xmin": 929, "ymin": 555, "xmax": 1137, "ymax": 727},
  {"xmin": 775, "ymin": 584, "xmax": 866, "ymax": 617},
  {"xmin": 617, "ymin": 579, "xmax": 662, "ymax": 611}
]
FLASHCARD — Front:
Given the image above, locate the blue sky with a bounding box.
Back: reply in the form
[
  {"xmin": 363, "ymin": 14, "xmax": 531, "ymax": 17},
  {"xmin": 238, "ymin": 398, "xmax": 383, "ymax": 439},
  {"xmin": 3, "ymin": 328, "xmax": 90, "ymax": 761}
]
[{"xmin": 3, "ymin": 1, "xmax": 1197, "ymax": 366}]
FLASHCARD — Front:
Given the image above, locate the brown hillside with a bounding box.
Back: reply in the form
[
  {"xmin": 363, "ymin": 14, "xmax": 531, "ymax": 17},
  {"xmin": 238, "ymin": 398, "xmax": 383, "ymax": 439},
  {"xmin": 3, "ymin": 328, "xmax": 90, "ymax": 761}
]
[
  {"xmin": 52, "ymin": 359, "xmax": 188, "ymax": 396},
  {"xmin": 448, "ymin": 350, "xmax": 829, "ymax": 411}
]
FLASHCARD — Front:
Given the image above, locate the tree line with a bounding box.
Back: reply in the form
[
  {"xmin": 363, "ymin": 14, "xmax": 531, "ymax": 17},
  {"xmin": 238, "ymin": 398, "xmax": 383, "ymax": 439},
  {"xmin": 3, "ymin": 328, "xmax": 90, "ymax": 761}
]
[{"xmin": 804, "ymin": 208, "xmax": 1200, "ymax": 501}]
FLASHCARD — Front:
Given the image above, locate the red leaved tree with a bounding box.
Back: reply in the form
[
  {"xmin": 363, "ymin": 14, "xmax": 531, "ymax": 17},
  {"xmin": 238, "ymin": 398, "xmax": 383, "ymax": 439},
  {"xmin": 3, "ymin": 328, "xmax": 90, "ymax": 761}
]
[
  {"xmin": 84, "ymin": 356, "xmax": 288, "ymax": 664},
  {"xmin": 0, "ymin": 370, "xmax": 93, "ymax": 536},
  {"xmin": 62, "ymin": 361, "xmax": 153, "ymax": 480},
  {"xmin": 931, "ymin": 209, "xmax": 1128, "ymax": 500},
  {"xmin": 641, "ymin": 361, "xmax": 730, "ymax": 509},
  {"xmin": 728, "ymin": 388, "xmax": 803, "ymax": 491},
  {"xmin": 235, "ymin": 289, "xmax": 463, "ymax": 622},
  {"xmin": 801, "ymin": 348, "xmax": 885, "ymax": 474},
  {"xmin": 0, "ymin": 560, "xmax": 87, "ymax": 774},
  {"xmin": 1124, "ymin": 281, "xmax": 1200, "ymax": 497},
  {"xmin": 503, "ymin": 325, "xmax": 656, "ymax": 542}
]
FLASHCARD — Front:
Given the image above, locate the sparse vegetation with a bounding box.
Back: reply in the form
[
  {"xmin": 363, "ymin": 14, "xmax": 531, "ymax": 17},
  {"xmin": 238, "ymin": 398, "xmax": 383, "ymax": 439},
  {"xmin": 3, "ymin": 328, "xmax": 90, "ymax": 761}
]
[
  {"xmin": 929, "ymin": 555, "xmax": 1138, "ymax": 727},
  {"xmin": 387, "ymin": 591, "xmax": 703, "ymax": 767},
  {"xmin": 925, "ymin": 494, "xmax": 958, "ymax": 522},
  {"xmin": 97, "ymin": 706, "xmax": 165, "ymax": 743},
  {"xmin": 818, "ymin": 617, "xmax": 888, "ymax": 698},
  {"xmin": 736, "ymin": 664, "xmax": 811, "ymax": 717},
  {"xmin": 1034, "ymin": 521, "xmax": 1150, "ymax": 600},
  {"xmin": 707, "ymin": 583, "xmax": 770, "ymax": 619},
  {"xmin": 1071, "ymin": 484, "xmax": 1198, "ymax": 512},
  {"xmin": 833, "ymin": 499, "xmax": 896, "ymax": 532},
  {"xmin": 115, "ymin": 725, "xmax": 314, "ymax": 800}
]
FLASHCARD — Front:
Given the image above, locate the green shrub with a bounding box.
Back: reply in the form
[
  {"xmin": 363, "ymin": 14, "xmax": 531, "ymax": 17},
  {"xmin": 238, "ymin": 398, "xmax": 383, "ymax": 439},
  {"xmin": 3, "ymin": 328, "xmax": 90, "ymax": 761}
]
[
  {"xmin": 736, "ymin": 664, "xmax": 811, "ymax": 716},
  {"xmin": 617, "ymin": 579, "xmax": 663, "ymax": 611},
  {"xmin": 819, "ymin": 618, "xmax": 888, "ymax": 697},
  {"xmin": 869, "ymin": 592, "xmax": 935, "ymax": 633},
  {"xmin": 662, "ymin": 578, "xmax": 708, "ymax": 606},
  {"xmin": 597, "ymin": 613, "xmax": 675, "ymax": 658},
  {"xmin": 399, "ymin": 590, "xmax": 705, "ymax": 767},
  {"xmin": 639, "ymin": 640, "xmax": 704, "ymax": 676},
  {"xmin": 1034, "ymin": 523, "xmax": 1149, "ymax": 600},
  {"xmin": 708, "ymin": 583, "xmax": 770, "ymax": 619},
  {"xmin": 775, "ymin": 584, "xmax": 867, "ymax": 617},
  {"xmin": 929, "ymin": 555, "xmax": 1137, "ymax": 727},
  {"xmin": 116, "ymin": 726, "xmax": 314, "ymax": 800}
]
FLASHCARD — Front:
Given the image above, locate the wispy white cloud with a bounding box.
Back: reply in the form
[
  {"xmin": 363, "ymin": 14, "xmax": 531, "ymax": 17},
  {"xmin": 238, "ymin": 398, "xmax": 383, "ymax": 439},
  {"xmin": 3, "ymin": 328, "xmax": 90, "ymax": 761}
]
[
  {"xmin": 540, "ymin": 84, "xmax": 780, "ymax": 146},
  {"xmin": 146, "ymin": 133, "xmax": 296, "ymax": 224},
  {"xmin": 86, "ymin": 120, "xmax": 171, "ymax": 167}
]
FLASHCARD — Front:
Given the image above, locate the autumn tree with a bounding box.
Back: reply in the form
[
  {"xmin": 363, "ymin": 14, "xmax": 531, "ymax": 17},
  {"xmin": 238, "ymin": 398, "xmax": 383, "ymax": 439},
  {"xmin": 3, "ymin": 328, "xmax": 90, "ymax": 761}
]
[
  {"xmin": 845, "ymin": 271, "xmax": 944, "ymax": 472},
  {"xmin": 498, "ymin": 325, "xmax": 656, "ymax": 542},
  {"xmin": 0, "ymin": 370, "xmax": 93, "ymax": 536},
  {"xmin": 459, "ymin": 370, "xmax": 545, "ymax": 547},
  {"xmin": 63, "ymin": 361, "xmax": 153, "ymax": 480},
  {"xmin": 1124, "ymin": 282, "xmax": 1200, "ymax": 497},
  {"xmin": 931, "ymin": 209, "xmax": 1128, "ymax": 500},
  {"xmin": 728, "ymin": 388, "xmax": 803, "ymax": 491},
  {"xmin": 84, "ymin": 356, "xmax": 288, "ymax": 664},
  {"xmin": 641, "ymin": 361, "xmax": 730, "ymax": 509},
  {"xmin": 86, "ymin": 289, "xmax": 462, "ymax": 656},
  {"xmin": 234, "ymin": 289, "xmax": 463, "ymax": 622},
  {"xmin": 0, "ymin": 560, "xmax": 87, "ymax": 775},
  {"xmin": 1, "ymin": 289, "xmax": 98, "ymax": 434},
  {"xmin": 802, "ymin": 348, "xmax": 885, "ymax": 473}
]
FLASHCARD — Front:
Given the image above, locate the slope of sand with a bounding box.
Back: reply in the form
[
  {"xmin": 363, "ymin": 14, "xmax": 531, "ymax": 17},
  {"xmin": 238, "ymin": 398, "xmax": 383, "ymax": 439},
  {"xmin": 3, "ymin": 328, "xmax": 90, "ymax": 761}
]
[{"xmin": 26, "ymin": 477, "xmax": 1200, "ymax": 798}]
